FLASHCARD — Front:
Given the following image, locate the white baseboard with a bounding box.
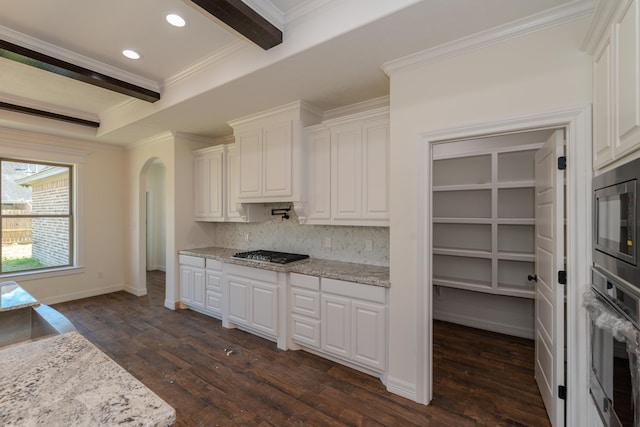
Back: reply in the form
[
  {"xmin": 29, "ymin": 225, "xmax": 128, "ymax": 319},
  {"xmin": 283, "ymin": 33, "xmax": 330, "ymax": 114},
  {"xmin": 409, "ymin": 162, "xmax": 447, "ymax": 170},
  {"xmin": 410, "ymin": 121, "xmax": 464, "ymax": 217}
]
[
  {"xmin": 39, "ymin": 284, "xmax": 124, "ymax": 305},
  {"xmin": 386, "ymin": 376, "xmax": 418, "ymax": 402},
  {"xmin": 164, "ymin": 299, "xmax": 177, "ymax": 310},
  {"xmin": 123, "ymin": 285, "xmax": 147, "ymax": 297},
  {"xmin": 147, "ymin": 265, "xmax": 166, "ymax": 272},
  {"xmin": 433, "ymin": 310, "xmax": 534, "ymax": 339}
]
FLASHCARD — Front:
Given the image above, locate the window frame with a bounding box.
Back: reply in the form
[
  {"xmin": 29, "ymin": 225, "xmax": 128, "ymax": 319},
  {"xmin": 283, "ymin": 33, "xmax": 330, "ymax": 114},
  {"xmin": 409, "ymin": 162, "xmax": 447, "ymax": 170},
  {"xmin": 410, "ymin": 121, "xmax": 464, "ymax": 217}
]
[
  {"xmin": 1, "ymin": 158, "xmax": 74, "ymax": 274},
  {"xmin": 0, "ymin": 133, "xmax": 87, "ymax": 280}
]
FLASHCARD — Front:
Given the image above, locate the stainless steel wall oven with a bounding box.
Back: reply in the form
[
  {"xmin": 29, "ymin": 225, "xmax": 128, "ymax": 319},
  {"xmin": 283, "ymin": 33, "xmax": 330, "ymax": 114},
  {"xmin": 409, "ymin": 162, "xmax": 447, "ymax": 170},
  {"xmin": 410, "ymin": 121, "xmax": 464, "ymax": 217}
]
[{"xmin": 588, "ymin": 267, "xmax": 640, "ymax": 427}]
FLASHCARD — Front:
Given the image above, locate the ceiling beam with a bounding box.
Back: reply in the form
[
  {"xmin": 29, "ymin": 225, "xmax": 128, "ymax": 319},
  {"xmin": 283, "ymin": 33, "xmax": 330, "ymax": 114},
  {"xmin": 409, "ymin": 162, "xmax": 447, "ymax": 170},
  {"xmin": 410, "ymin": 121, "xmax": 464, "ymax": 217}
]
[
  {"xmin": 0, "ymin": 39, "xmax": 160, "ymax": 103},
  {"xmin": 190, "ymin": 0, "xmax": 282, "ymax": 50},
  {"xmin": 0, "ymin": 101, "xmax": 100, "ymax": 128}
]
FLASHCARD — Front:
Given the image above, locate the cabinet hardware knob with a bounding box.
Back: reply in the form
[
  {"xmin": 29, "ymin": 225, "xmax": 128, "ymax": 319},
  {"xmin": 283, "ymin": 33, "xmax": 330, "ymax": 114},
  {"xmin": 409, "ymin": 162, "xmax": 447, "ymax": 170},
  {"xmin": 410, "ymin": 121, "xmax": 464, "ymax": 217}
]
[{"xmin": 527, "ymin": 274, "xmax": 538, "ymax": 282}]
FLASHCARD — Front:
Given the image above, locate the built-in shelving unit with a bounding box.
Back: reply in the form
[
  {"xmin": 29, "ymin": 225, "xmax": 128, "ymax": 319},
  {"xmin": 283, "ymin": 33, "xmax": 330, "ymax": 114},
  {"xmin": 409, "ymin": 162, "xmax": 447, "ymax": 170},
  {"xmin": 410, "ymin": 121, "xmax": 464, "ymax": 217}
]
[{"xmin": 432, "ymin": 142, "xmax": 543, "ymax": 298}]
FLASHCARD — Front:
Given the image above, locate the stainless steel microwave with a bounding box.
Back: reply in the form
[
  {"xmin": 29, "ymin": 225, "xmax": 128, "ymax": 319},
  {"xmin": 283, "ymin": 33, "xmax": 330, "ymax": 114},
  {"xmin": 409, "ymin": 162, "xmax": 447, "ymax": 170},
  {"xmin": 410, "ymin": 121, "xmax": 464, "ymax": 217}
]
[{"xmin": 594, "ymin": 157, "xmax": 640, "ymax": 288}]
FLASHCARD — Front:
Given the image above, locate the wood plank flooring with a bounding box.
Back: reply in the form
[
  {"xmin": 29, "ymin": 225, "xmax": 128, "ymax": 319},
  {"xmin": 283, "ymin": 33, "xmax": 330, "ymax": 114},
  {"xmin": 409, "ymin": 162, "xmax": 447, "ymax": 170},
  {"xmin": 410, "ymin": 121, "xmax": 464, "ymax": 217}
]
[{"xmin": 53, "ymin": 271, "xmax": 550, "ymax": 426}]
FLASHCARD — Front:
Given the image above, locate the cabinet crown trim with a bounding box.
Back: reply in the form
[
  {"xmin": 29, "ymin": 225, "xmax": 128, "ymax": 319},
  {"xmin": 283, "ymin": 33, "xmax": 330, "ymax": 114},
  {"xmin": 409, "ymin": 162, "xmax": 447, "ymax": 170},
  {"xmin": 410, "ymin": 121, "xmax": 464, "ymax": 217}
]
[{"xmin": 227, "ymin": 100, "xmax": 322, "ymax": 128}]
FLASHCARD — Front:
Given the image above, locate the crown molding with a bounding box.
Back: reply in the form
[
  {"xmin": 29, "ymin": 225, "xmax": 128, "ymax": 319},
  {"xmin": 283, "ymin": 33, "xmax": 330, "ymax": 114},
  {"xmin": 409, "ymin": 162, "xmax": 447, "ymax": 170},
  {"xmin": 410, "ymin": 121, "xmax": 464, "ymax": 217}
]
[
  {"xmin": 382, "ymin": 0, "xmax": 596, "ymax": 76},
  {"xmin": 241, "ymin": 0, "xmax": 285, "ymax": 30},
  {"xmin": 125, "ymin": 131, "xmax": 175, "ymax": 151},
  {"xmin": 0, "ymin": 92, "xmax": 99, "ymax": 124},
  {"xmin": 0, "ymin": 125, "xmax": 111, "ymax": 156},
  {"xmin": 283, "ymin": 0, "xmax": 343, "ymax": 31},
  {"xmin": 582, "ymin": 0, "xmax": 623, "ymax": 53},
  {"xmin": 227, "ymin": 100, "xmax": 322, "ymax": 128},
  {"xmin": 0, "ymin": 24, "xmax": 160, "ymax": 93},
  {"xmin": 162, "ymin": 39, "xmax": 246, "ymax": 90},
  {"xmin": 322, "ymin": 96, "xmax": 389, "ymax": 121}
]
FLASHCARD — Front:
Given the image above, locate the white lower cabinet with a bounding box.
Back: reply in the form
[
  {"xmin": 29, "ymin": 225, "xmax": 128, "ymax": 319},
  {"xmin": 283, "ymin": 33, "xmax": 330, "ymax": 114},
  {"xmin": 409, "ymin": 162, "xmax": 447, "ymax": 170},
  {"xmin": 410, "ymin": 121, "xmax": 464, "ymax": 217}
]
[
  {"xmin": 291, "ymin": 273, "xmax": 387, "ymax": 374},
  {"xmin": 204, "ymin": 259, "xmax": 223, "ymax": 318},
  {"xmin": 179, "ymin": 255, "xmax": 205, "ymax": 310},
  {"xmin": 225, "ymin": 264, "xmax": 282, "ymax": 345}
]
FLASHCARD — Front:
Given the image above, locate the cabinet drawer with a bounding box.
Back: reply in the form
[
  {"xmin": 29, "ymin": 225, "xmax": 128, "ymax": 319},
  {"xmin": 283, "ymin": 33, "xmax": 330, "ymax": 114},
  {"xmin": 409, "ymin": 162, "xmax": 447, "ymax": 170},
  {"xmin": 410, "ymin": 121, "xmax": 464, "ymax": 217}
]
[
  {"xmin": 206, "ymin": 258, "xmax": 223, "ymax": 271},
  {"xmin": 207, "ymin": 272, "xmax": 222, "ymax": 292},
  {"xmin": 289, "ymin": 273, "xmax": 319, "ymax": 290},
  {"xmin": 290, "ymin": 287, "xmax": 320, "ymax": 318},
  {"xmin": 206, "ymin": 291, "xmax": 222, "ymax": 313},
  {"xmin": 225, "ymin": 263, "xmax": 278, "ymax": 283},
  {"xmin": 179, "ymin": 255, "xmax": 205, "ymax": 268},
  {"xmin": 321, "ymin": 278, "xmax": 386, "ymax": 303},
  {"xmin": 291, "ymin": 314, "xmax": 320, "ymax": 349}
]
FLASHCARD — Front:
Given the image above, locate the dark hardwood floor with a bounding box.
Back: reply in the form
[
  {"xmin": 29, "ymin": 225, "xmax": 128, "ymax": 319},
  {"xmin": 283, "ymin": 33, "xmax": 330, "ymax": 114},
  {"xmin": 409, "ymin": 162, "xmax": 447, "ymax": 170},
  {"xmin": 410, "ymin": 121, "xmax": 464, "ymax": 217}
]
[{"xmin": 53, "ymin": 271, "xmax": 550, "ymax": 426}]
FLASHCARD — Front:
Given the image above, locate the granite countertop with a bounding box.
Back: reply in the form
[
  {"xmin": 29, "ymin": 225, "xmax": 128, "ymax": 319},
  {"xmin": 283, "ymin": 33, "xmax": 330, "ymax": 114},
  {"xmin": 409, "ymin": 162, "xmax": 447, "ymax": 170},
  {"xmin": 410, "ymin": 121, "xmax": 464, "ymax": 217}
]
[
  {"xmin": 0, "ymin": 281, "xmax": 38, "ymax": 312},
  {"xmin": 0, "ymin": 331, "xmax": 175, "ymax": 426},
  {"xmin": 179, "ymin": 247, "xmax": 390, "ymax": 287}
]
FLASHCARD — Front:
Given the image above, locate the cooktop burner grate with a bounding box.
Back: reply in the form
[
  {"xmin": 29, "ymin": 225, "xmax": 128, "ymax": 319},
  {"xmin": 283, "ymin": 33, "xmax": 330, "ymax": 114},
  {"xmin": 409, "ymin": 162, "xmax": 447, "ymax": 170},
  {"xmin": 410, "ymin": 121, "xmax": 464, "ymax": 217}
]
[{"xmin": 232, "ymin": 250, "xmax": 309, "ymax": 264}]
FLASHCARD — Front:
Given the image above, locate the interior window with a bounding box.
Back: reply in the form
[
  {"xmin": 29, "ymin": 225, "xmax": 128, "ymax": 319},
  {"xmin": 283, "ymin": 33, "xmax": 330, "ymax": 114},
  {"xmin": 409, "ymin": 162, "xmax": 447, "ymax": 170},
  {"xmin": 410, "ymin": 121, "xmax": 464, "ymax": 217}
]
[{"xmin": 0, "ymin": 159, "xmax": 73, "ymax": 273}]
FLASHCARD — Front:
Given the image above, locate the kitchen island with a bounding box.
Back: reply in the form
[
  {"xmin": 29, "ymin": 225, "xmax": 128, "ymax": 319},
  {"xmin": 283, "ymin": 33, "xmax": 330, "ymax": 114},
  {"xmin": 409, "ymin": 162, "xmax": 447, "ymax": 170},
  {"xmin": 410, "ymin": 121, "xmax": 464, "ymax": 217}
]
[
  {"xmin": 0, "ymin": 331, "xmax": 175, "ymax": 426},
  {"xmin": 0, "ymin": 282, "xmax": 175, "ymax": 427}
]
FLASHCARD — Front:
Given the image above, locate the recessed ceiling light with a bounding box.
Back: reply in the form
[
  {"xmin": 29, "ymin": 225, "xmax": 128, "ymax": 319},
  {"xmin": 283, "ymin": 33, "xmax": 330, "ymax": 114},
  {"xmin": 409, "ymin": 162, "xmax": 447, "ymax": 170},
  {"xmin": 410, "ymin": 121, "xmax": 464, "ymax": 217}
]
[
  {"xmin": 166, "ymin": 13, "xmax": 186, "ymax": 27},
  {"xmin": 122, "ymin": 49, "xmax": 141, "ymax": 60}
]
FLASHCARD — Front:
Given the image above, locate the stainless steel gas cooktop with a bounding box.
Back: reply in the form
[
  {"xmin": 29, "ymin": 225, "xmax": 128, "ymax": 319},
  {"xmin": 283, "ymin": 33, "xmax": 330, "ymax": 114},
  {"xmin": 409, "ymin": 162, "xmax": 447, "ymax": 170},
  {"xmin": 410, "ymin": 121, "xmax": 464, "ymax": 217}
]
[{"xmin": 232, "ymin": 250, "xmax": 309, "ymax": 264}]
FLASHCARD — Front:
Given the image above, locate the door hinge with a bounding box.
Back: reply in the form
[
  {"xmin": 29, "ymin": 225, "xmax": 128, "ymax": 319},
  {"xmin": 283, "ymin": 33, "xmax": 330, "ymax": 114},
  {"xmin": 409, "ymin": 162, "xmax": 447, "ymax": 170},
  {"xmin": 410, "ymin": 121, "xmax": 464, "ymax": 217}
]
[
  {"xmin": 557, "ymin": 156, "xmax": 567, "ymax": 170},
  {"xmin": 559, "ymin": 385, "xmax": 567, "ymax": 400},
  {"xmin": 558, "ymin": 270, "xmax": 567, "ymax": 285}
]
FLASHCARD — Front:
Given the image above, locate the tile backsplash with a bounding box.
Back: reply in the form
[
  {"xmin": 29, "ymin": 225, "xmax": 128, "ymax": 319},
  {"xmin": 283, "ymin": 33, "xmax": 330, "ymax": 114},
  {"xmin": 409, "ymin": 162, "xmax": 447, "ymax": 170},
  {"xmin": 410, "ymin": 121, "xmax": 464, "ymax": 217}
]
[{"xmin": 209, "ymin": 208, "xmax": 389, "ymax": 266}]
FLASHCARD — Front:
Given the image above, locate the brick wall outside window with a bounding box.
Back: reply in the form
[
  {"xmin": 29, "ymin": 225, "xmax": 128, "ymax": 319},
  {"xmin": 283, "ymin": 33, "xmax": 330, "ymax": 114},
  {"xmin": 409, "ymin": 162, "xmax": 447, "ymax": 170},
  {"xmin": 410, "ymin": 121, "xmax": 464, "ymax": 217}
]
[{"xmin": 30, "ymin": 176, "xmax": 69, "ymax": 267}]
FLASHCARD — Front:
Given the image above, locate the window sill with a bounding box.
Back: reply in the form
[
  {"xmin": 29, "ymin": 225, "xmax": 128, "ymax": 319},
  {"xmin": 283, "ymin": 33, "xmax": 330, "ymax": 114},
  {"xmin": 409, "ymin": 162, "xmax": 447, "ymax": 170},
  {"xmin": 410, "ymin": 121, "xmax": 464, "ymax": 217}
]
[{"xmin": 0, "ymin": 266, "xmax": 86, "ymax": 282}]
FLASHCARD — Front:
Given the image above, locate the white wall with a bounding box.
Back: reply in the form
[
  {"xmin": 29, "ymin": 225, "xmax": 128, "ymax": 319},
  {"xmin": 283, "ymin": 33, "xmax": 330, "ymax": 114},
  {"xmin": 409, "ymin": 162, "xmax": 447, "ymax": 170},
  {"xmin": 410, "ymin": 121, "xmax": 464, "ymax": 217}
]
[
  {"xmin": 0, "ymin": 127, "xmax": 128, "ymax": 304},
  {"xmin": 125, "ymin": 132, "xmax": 212, "ymax": 308},
  {"xmin": 385, "ymin": 18, "xmax": 592, "ymax": 400}
]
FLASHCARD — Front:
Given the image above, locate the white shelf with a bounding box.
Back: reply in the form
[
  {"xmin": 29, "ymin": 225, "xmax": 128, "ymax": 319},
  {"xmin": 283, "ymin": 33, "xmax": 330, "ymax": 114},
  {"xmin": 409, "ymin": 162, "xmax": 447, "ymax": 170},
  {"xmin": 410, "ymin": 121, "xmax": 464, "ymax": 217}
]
[
  {"xmin": 433, "ymin": 248, "xmax": 492, "ymax": 259},
  {"xmin": 431, "ymin": 142, "xmax": 541, "ymax": 299}
]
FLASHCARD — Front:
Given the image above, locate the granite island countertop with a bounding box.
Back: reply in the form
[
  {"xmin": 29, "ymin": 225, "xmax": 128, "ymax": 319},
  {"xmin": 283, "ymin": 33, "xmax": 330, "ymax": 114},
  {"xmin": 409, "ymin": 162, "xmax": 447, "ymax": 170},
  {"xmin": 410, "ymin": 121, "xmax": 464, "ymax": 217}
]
[
  {"xmin": 0, "ymin": 331, "xmax": 175, "ymax": 426},
  {"xmin": 179, "ymin": 247, "xmax": 390, "ymax": 287},
  {"xmin": 0, "ymin": 281, "xmax": 38, "ymax": 312}
]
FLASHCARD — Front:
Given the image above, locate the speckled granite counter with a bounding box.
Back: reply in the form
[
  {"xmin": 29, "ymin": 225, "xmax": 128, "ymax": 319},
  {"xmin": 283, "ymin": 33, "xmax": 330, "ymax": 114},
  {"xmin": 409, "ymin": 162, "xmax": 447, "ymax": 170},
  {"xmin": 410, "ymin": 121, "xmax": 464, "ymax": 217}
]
[
  {"xmin": 179, "ymin": 247, "xmax": 390, "ymax": 287},
  {"xmin": 0, "ymin": 281, "xmax": 38, "ymax": 312},
  {"xmin": 0, "ymin": 331, "xmax": 175, "ymax": 426}
]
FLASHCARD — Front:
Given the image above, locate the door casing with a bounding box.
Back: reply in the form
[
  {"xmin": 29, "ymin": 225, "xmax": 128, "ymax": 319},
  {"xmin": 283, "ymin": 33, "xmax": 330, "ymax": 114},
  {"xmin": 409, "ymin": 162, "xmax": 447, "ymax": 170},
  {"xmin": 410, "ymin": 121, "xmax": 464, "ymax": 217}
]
[{"xmin": 415, "ymin": 105, "xmax": 592, "ymax": 427}]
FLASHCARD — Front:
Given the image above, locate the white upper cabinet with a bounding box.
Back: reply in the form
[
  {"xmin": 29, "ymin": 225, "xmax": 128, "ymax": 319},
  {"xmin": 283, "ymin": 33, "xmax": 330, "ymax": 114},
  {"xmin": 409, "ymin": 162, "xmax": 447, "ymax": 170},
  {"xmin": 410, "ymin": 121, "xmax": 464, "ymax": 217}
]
[
  {"xmin": 303, "ymin": 108, "xmax": 390, "ymax": 226},
  {"xmin": 193, "ymin": 143, "xmax": 264, "ymax": 223},
  {"xmin": 588, "ymin": 0, "xmax": 640, "ymax": 169},
  {"xmin": 193, "ymin": 145, "xmax": 225, "ymax": 221},
  {"xmin": 615, "ymin": 0, "xmax": 640, "ymax": 158},
  {"xmin": 228, "ymin": 101, "xmax": 322, "ymax": 204},
  {"xmin": 305, "ymin": 126, "xmax": 332, "ymax": 222}
]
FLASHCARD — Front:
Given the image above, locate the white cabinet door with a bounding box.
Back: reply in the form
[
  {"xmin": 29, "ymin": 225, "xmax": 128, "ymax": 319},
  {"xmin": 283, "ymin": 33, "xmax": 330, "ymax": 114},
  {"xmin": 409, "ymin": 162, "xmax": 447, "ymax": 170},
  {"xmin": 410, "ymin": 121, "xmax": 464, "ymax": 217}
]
[
  {"xmin": 180, "ymin": 265, "xmax": 193, "ymax": 304},
  {"xmin": 192, "ymin": 268, "xmax": 206, "ymax": 309},
  {"xmin": 321, "ymin": 294, "xmax": 351, "ymax": 358},
  {"xmin": 306, "ymin": 127, "xmax": 332, "ymax": 222},
  {"xmin": 351, "ymin": 300, "xmax": 386, "ymax": 371},
  {"xmin": 251, "ymin": 282, "xmax": 278, "ymax": 336},
  {"xmin": 615, "ymin": 0, "xmax": 640, "ymax": 157},
  {"xmin": 227, "ymin": 277, "xmax": 250, "ymax": 326},
  {"xmin": 362, "ymin": 118, "xmax": 390, "ymax": 220},
  {"xmin": 194, "ymin": 146, "xmax": 225, "ymax": 221},
  {"xmin": 594, "ymin": 36, "xmax": 614, "ymax": 169},
  {"xmin": 226, "ymin": 144, "xmax": 241, "ymax": 221},
  {"xmin": 331, "ymin": 124, "xmax": 363, "ymax": 220},
  {"xmin": 237, "ymin": 128, "xmax": 263, "ymax": 199},
  {"xmin": 263, "ymin": 121, "xmax": 293, "ymax": 197}
]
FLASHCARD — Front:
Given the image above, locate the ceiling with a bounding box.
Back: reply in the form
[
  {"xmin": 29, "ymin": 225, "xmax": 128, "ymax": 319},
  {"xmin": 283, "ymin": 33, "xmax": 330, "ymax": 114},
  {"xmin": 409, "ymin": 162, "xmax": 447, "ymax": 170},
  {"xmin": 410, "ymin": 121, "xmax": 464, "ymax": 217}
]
[{"xmin": 0, "ymin": 0, "xmax": 593, "ymax": 146}]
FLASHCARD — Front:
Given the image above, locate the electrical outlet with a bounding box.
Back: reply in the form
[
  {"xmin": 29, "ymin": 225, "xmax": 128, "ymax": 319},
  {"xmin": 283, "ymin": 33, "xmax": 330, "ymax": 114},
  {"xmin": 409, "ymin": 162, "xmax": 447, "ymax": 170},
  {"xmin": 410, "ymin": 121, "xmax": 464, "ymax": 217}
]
[
  {"xmin": 365, "ymin": 240, "xmax": 373, "ymax": 251},
  {"xmin": 324, "ymin": 237, "xmax": 331, "ymax": 248}
]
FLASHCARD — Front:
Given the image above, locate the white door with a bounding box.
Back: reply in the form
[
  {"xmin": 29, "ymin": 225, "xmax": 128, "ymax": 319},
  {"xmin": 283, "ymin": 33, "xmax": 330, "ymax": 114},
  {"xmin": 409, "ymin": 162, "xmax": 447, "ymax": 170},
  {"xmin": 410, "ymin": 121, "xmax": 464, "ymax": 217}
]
[{"xmin": 534, "ymin": 130, "xmax": 565, "ymax": 426}]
